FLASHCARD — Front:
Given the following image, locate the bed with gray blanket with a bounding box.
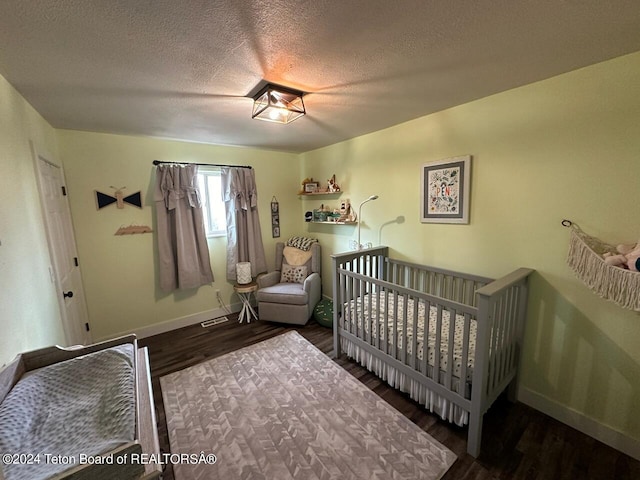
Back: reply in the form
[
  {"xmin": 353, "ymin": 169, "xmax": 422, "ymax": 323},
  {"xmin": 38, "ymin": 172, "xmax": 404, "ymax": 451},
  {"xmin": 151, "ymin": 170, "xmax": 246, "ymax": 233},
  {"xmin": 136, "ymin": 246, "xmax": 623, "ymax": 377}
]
[{"xmin": 0, "ymin": 336, "xmax": 160, "ymax": 480}]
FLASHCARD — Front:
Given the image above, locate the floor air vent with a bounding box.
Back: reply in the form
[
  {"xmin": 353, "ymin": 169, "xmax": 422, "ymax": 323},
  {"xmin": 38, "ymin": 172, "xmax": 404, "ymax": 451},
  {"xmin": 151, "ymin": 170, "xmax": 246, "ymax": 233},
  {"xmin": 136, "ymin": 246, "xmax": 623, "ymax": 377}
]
[{"xmin": 201, "ymin": 316, "xmax": 229, "ymax": 328}]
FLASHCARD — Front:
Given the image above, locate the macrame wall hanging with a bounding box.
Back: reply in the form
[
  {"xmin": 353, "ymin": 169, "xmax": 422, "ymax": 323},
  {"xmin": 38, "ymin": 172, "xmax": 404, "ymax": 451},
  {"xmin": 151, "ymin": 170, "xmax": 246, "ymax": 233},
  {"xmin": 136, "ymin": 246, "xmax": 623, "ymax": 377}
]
[{"xmin": 563, "ymin": 220, "xmax": 640, "ymax": 311}]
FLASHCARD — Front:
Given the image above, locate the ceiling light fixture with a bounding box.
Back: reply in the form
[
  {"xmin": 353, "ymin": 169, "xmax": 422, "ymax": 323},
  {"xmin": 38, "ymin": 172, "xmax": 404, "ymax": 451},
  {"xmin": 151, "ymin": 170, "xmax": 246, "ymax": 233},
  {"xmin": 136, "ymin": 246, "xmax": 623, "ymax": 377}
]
[{"xmin": 251, "ymin": 83, "xmax": 306, "ymax": 124}]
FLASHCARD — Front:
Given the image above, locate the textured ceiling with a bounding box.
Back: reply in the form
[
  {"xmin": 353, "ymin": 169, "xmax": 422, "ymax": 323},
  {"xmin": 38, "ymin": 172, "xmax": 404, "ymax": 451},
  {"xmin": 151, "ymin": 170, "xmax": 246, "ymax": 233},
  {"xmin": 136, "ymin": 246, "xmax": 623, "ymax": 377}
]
[{"xmin": 1, "ymin": 0, "xmax": 639, "ymax": 153}]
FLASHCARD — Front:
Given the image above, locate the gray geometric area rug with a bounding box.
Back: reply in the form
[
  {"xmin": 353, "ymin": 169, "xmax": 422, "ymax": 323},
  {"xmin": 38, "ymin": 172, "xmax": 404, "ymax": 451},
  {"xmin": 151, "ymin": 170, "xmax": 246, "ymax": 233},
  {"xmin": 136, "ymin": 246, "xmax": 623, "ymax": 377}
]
[{"xmin": 160, "ymin": 331, "xmax": 456, "ymax": 480}]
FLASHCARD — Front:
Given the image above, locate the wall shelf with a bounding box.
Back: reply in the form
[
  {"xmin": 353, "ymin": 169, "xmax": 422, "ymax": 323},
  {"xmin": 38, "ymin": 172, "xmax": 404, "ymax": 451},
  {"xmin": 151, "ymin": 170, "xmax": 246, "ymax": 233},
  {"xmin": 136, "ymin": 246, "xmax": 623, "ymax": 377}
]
[
  {"xmin": 308, "ymin": 221, "xmax": 356, "ymax": 225},
  {"xmin": 298, "ymin": 191, "xmax": 342, "ymax": 196}
]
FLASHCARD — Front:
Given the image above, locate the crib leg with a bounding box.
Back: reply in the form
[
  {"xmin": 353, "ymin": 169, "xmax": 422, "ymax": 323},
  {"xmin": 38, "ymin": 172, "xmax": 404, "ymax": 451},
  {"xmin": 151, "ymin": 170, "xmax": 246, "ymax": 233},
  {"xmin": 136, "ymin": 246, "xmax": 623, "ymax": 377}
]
[
  {"xmin": 507, "ymin": 377, "xmax": 519, "ymax": 403},
  {"xmin": 467, "ymin": 413, "xmax": 483, "ymax": 457}
]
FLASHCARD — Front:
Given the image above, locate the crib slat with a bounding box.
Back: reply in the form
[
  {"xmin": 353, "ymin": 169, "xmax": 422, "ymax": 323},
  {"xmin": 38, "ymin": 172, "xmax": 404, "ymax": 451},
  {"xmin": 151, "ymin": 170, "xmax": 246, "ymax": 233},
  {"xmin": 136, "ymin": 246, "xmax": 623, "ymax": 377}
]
[
  {"xmin": 512, "ymin": 287, "xmax": 521, "ymax": 370},
  {"xmin": 509, "ymin": 287, "xmax": 518, "ymax": 365},
  {"xmin": 509, "ymin": 287, "xmax": 521, "ymax": 371},
  {"xmin": 411, "ymin": 298, "xmax": 419, "ymax": 370},
  {"xmin": 488, "ymin": 298, "xmax": 497, "ymax": 393},
  {"xmin": 506, "ymin": 287, "xmax": 518, "ymax": 373},
  {"xmin": 490, "ymin": 296, "xmax": 504, "ymax": 392},
  {"xmin": 502, "ymin": 288, "xmax": 514, "ymax": 381},
  {"xmin": 383, "ymin": 289, "xmax": 389, "ymax": 356},
  {"xmin": 342, "ymin": 272, "xmax": 350, "ymax": 335},
  {"xmin": 463, "ymin": 279, "xmax": 470, "ymax": 306},
  {"xmin": 468, "ymin": 280, "xmax": 476, "ymax": 306},
  {"xmin": 351, "ymin": 274, "xmax": 357, "ymax": 336},
  {"xmin": 375, "ymin": 288, "xmax": 381, "ymax": 351},
  {"xmin": 498, "ymin": 288, "xmax": 512, "ymax": 383},
  {"xmin": 490, "ymin": 295, "xmax": 501, "ymax": 391},
  {"xmin": 392, "ymin": 290, "xmax": 399, "ymax": 360},
  {"xmin": 353, "ymin": 278, "xmax": 365, "ymax": 338},
  {"xmin": 434, "ymin": 305, "xmax": 443, "ymax": 384},
  {"xmin": 496, "ymin": 293, "xmax": 508, "ymax": 389},
  {"xmin": 501, "ymin": 289, "xmax": 514, "ymax": 383},
  {"xmin": 364, "ymin": 276, "xmax": 369, "ymax": 339},
  {"xmin": 358, "ymin": 280, "xmax": 368, "ymax": 341},
  {"xmin": 504, "ymin": 288, "xmax": 514, "ymax": 375},
  {"xmin": 460, "ymin": 312, "xmax": 471, "ymax": 397},
  {"xmin": 453, "ymin": 278, "xmax": 459, "ymax": 303},
  {"xmin": 444, "ymin": 308, "xmax": 456, "ymax": 391},
  {"xmin": 401, "ymin": 294, "xmax": 408, "ymax": 365},
  {"xmin": 343, "ymin": 272, "xmax": 348, "ymax": 334},
  {"xmin": 487, "ymin": 300, "xmax": 497, "ymax": 394},
  {"xmin": 367, "ymin": 279, "xmax": 373, "ymax": 346},
  {"xmin": 362, "ymin": 276, "xmax": 367, "ymax": 341},
  {"xmin": 422, "ymin": 301, "xmax": 430, "ymax": 376},
  {"xmin": 344, "ymin": 276, "xmax": 350, "ymax": 333}
]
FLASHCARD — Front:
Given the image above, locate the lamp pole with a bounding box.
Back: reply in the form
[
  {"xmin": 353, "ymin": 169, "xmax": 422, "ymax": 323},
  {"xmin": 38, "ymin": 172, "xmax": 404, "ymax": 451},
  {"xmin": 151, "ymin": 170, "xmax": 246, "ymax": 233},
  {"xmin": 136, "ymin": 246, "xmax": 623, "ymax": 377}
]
[{"xmin": 356, "ymin": 195, "xmax": 379, "ymax": 250}]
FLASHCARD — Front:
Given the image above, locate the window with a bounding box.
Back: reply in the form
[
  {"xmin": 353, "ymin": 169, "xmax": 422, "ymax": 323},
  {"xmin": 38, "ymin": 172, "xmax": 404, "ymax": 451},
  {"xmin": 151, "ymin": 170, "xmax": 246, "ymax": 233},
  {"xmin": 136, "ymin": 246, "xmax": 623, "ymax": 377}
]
[{"xmin": 197, "ymin": 169, "xmax": 226, "ymax": 237}]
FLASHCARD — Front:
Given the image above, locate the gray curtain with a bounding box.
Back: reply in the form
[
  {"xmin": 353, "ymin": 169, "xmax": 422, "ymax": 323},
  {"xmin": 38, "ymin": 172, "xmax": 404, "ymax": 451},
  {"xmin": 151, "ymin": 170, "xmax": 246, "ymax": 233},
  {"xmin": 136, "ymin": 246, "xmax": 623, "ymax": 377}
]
[
  {"xmin": 154, "ymin": 164, "xmax": 214, "ymax": 292},
  {"xmin": 222, "ymin": 167, "xmax": 267, "ymax": 281}
]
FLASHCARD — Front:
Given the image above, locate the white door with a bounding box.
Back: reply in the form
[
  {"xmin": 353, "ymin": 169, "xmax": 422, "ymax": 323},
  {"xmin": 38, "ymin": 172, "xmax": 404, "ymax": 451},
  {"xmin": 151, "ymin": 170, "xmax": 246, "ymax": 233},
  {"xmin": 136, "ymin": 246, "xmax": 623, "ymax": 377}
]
[{"xmin": 32, "ymin": 143, "xmax": 91, "ymax": 346}]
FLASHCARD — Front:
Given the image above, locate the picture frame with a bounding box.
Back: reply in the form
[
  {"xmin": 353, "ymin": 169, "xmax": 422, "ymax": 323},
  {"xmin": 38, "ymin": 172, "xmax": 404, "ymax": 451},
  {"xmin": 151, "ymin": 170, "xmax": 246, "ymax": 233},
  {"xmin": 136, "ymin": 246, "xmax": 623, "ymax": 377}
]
[
  {"xmin": 421, "ymin": 155, "xmax": 471, "ymax": 224},
  {"xmin": 271, "ymin": 197, "xmax": 280, "ymax": 237},
  {"xmin": 304, "ymin": 182, "xmax": 319, "ymax": 193}
]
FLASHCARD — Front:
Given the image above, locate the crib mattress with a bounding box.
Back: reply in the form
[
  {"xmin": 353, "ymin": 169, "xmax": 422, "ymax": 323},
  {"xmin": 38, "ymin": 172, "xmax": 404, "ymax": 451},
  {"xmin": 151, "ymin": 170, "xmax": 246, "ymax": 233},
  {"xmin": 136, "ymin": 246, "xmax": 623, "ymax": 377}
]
[
  {"xmin": 344, "ymin": 293, "xmax": 477, "ymax": 381},
  {"xmin": 0, "ymin": 344, "xmax": 136, "ymax": 480}
]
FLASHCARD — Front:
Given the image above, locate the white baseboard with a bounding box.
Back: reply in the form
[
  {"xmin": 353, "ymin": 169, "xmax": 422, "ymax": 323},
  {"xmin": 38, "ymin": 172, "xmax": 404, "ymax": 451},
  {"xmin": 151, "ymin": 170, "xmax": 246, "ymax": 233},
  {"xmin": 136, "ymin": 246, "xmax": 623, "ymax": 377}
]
[
  {"xmin": 99, "ymin": 302, "xmax": 242, "ymax": 342},
  {"xmin": 518, "ymin": 386, "xmax": 640, "ymax": 461}
]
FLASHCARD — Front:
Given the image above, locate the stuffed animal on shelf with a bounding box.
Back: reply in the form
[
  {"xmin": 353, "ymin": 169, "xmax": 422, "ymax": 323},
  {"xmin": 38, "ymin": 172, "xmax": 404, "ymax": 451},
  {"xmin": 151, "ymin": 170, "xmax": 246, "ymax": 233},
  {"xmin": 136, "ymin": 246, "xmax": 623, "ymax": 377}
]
[
  {"xmin": 603, "ymin": 240, "xmax": 640, "ymax": 272},
  {"xmin": 327, "ymin": 174, "xmax": 340, "ymax": 192}
]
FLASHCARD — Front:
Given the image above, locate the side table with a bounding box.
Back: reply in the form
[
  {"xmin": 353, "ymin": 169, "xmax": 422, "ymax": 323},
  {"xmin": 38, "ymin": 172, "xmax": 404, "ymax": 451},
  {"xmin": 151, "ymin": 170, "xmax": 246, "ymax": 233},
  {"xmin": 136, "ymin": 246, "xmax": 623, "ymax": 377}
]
[{"xmin": 234, "ymin": 281, "xmax": 258, "ymax": 323}]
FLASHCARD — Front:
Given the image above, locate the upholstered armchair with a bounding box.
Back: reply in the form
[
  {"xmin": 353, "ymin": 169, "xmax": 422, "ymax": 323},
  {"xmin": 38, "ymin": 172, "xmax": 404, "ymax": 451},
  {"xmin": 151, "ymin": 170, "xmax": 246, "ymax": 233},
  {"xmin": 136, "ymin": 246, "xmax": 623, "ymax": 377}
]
[{"xmin": 256, "ymin": 242, "xmax": 321, "ymax": 325}]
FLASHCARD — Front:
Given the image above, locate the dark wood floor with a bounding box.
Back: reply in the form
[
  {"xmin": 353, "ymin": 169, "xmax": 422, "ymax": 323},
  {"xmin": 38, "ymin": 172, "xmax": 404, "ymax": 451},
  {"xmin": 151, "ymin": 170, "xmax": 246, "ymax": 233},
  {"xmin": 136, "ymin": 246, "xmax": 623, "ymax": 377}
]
[{"xmin": 140, "ymin": 315, "xmax": 640, "ymax": 480}]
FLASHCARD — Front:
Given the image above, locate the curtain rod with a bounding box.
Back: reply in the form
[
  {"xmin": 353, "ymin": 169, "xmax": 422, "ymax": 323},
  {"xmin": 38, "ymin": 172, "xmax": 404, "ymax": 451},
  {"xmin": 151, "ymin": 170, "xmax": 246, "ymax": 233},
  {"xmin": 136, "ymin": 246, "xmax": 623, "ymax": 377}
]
[{"xmin": 152, "ymin": 160, "xmax": 252, "ymax": 169}]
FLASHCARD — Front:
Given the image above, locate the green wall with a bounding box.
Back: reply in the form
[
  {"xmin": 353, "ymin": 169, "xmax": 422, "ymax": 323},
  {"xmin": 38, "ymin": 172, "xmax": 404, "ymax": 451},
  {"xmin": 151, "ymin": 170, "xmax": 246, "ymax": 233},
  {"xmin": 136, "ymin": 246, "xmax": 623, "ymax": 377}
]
[
  {"xmin": 300, "ymin": 52, "xmax": 640, "ymax": 448},
  {"xmin": 0, "ymin": 74, "xmax": 66, "ymax": 366},
  {"xmin": 57, "ymin": 131, "xmax": 301, "ymax": 340}
]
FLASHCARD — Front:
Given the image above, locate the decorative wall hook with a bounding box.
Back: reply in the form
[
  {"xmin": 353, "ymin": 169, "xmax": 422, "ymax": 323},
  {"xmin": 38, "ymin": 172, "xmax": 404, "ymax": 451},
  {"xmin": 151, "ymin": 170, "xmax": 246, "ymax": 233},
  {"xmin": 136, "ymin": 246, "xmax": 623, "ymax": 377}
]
[
  {"xmin": 114, "ymin": 224, "xmax": 153, "ymax": 235},
  {"xmin": 95, "ymin": 186, "xmax": 142, "ymax": 210},
  {"xmin": 561, "ymin": 219, "xmax": 573, "ymax": 227}
]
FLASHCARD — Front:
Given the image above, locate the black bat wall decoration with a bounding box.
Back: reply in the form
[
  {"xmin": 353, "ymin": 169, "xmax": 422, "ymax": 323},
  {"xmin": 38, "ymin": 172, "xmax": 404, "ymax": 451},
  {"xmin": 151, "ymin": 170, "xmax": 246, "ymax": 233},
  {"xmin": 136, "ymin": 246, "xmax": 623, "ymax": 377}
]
[{"xmin": 95, "ymin": 186, "xmax": 142, "ymax": 210}]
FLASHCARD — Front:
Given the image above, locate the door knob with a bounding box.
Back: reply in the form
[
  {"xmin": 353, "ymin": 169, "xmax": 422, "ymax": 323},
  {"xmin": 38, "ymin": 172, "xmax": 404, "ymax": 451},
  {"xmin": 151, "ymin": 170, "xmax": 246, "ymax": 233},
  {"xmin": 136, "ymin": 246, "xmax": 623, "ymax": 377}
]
[{"xmin": 63, "ymin": 291, "xmax": 74, "ymax": 299}]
